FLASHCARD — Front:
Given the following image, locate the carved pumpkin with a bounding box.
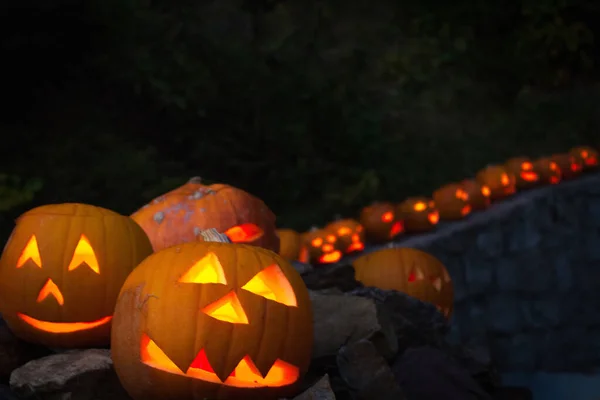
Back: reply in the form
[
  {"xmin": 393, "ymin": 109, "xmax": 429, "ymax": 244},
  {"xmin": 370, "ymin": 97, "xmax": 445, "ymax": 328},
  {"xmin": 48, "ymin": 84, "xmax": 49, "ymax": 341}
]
[
  {"xmin": 504, "ymin": 157, "xmax": 539, "ymax": 189},
  {"xmin": 432, "ymin": 183, "xmax": 472, "ymax": 221},
  {"xmin": 550, "ymin": 153, "xmax": 583, "ymax": 180},
  {"xmin": 0, "ymin": 203, "xmax": 153, "ymax": 347},
  {"xmin": 298, "ymin": 228, "xmax": 342, "ymax": 265},
  {"xmin": 324, "ymin": 218, "xmax": 365, "ymax": 255},
  {"xmin": 458, "ymin": 179, "xmax": 491, "ymax": 211},
  {"xmin": 475, "ymin": 165, "xmax": 516, "ymax": 200},
  {"xmin": 359, "ymin": 202, "xmax": 403, "ymax": 243},
  {"xmin": 131, "ymin": 177, "xmax": 279, "ymax": 253},
  {"xmin": 275, "ymin": 229, "xmax": 302, "ymax": 261},
  {"xmin": 531, "ymin": 157, "xmax": 561, "ymax": 185},
  {"xmin": 397, "ymin": 197, "xmax": 439, "ymax": 233},
  {"xmin": 352, "ymin": 247, "xmax": 453, "ymax": 318},
  {"xmin": 111, "ymin": 239, "xmax": 312, "ymax": 400},
  {"xmin": 569, "ymin": 146, "xmax": 599, "ymax": 171}
]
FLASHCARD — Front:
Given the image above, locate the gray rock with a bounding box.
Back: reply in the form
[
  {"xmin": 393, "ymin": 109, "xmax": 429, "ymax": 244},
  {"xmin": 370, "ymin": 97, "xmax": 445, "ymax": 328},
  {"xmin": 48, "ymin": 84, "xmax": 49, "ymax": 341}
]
[
  {"xmin": 292, "ymin": 260, "xmax": 314, "ymax": 275},
  {"xmin": 291, "ymin": 374, "xmax": 336, "ymax": 400}
]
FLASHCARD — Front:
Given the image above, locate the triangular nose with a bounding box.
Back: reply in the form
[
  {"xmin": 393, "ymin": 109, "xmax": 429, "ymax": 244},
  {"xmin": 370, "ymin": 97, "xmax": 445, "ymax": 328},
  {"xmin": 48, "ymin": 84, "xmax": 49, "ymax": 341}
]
[
  {"xmin": 37, "ymin": 278, "xmax": 64, "ymax": 305},
  {"xmin": 201, "ymin": 291, "xmax": 249, "ymax": 324}
]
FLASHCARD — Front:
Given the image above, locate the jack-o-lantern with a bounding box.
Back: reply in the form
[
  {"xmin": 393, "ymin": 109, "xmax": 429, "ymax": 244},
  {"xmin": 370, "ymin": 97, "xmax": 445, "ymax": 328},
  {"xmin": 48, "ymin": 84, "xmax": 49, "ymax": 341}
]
[
  {"xmin": 531, "ymin": 157, "xmax": 561, "ymax": 185},
  {"xmin": 0, "ymin": 203, "xmax": 153, "ymax": 348},
  {"xmin": 569, "ymin": 146, "xmax": 599, "ymax": 171},
  {"xmin": 432, "ymin": 184, "xmax": 472, "ymax": 221},
  {"xmin": 397, "ymin": 197, "xmax": 439, "ymax": 233},
  {"xmin": 352, "ymin": 247, "xmax": 453, "ymax": 318},
  {"xmin": 504, "ymin": 157, "xmax": 540, "ymax": 189},
  {"xmin": 475, "ymin": 165, "xmax": 516, "ymax": 200},
  {"xmin": 111, "ymin": 239, "xmax": 312, "ymax": 400},
  {"xmin": 275, "ymin": 229, "xmax": 302, "ymax": 261},
  {"xmin": 458, "ymin": 179, "xmax": 490, "ymax": 211},
  {"xmin": 131, "ymin": 177, "xmax": 279, "ymax": 253},
  {"xmin": 359, "ymin": 202, "xmax": 403, "ymax": 243},
  {"xmin": 298, "ymin": 228, "xmax": 342, "ymax": 265},
  {"xmin": 324, "ymin": 218, "xmax": 365, "ymax": 255},
  {"xmin": 550, "ymin": 153, "xmax": 583, "ymax": 180}
]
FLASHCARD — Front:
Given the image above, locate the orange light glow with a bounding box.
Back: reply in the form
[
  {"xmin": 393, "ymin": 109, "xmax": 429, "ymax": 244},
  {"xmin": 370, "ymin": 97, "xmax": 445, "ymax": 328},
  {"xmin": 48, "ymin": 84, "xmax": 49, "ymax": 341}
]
[
  {"xmin": 179, "ymin": 252, "xmax": 227, "ymax": 284},
  {"xmin": 67, "ymin": 235, "xmax": 100, "ymax": 273},
  {"xmin": 390, "ymin": 221, "xmax": 403, "ymax": 237},
  {"xmin": 581, "ymin": 150, "xmax": 589, "ymax": 158},
  {"xmin": 428, "ymin": 211, "xmax": 439, "ymax": 225},
  {"xmin": 201, "ymin": 291, "xmax": 249, "ymax": 324},
  {"xmin": 521, "ymin": 162, "xmax": 533, "ymax": 170},
  {"xmin": 500, "ymin": 173, "xmax": 510, "ymax": 186},
  {"xmin": 413, "ymin": 202, "xmax": 427, "ymax": 212},
  {"xmin": 455, "ymin": 189, "xmax": 469, "ymax": 201},
  {"xmin": 318, "ymin": 251, "xmax": 341, "ymax": 264},
  {"xmin": 381, "ymin": 211, "xmax": 394, "ymax": 223},
  {"xmin": 347, "ymin": 242, "xmax": 365, "ymax": 252},
  {"xmin": 550, "ymin": 176, "xmax": 560, "ymax": 184},
  {"xmin": 311, "ymin": 238, "xmax": 323, "ymax": 247},
  {"xmin": 550, "ymin": 162, "xmax": 558, "ymax": 171},
  {"xmin": 586, "ymin": 156, "xmax": 598, "ymax": 166},
  {"xmin": 337, "ymin": 227, "xmax": 351, "ymax": 236},
  {"xmin": 241, "ymin": 264, "xmax": 297, "ymax": 307},
  {"xmin": 321, "ymin": 244, "xmax": 334, "ymax": 252},
  {"xmin": 407, "ymin": 267, "xmax": 424, "ymax": 283},
  {"xmin": 16, "ymin": 235, "xmax": 42, "ymax": 268},
  {"xmin": 571, "ymin": 162, "xmax": 582, "ymax": 172},
  {"xmin": 297, "ymin": 247, "xmax": 308, "ymax": 263},
  {"xmin": 224, "ymin": 224, "xmax": 264, "ymax": 243},
  {"xmin": 140, "ymin": 334, "xmax": 299, "ymax": 387},
  {"xmin": 481, "ymin": 186, "xmax": 491, "ymax": 197},
  {"xmin": 325, "ymin": 235, "xmax": 336, "ymax": 243},
  {"xmin": 520, "ymin": 171, "xmax": 538, "ymax": 182},
  {"xmin": 460, "ymin": 205, "xmax": 471, "ymax": 216},
  {"xmin": 37, "ymin": 278, "xmax": 64, "ymax": 305},
  {"xmin": 17, "ymin": 313, "xmax": 112, "ymax": 333}
]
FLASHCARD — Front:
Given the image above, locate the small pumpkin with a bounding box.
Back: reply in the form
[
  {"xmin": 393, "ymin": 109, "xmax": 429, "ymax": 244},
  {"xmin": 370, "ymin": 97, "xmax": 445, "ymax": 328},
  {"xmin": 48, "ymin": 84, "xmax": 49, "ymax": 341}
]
[
  {"xmin": 111, "ymin": 236, "xmax": 312, "ymax": 400},
  {"xmin": 352, "ymin": 247, "xmax": 453, "ymax": 318},
  {"xmin": 458, "ymin": 179, "xmax": 491, "ymax": 211},
  {"xmin": 131, "ymin": 177, "xmax": 279, "ymax": 253},
  {"xmin": 475, "ymin": 165, "xmax": 516, "ymax": 200},
  {"xmin": 298, "ymin": 228, "xmax": 342, "ymax": 265},
  {"xmin": 275, "ymin": 229, "xmax": 302, "ymax": 261},
  {"xmin": 504, "ymin": 157, "xmax": 539, "ymax": 189},
  {"xmin": 359, "ymin": 202, "xmax": 403, "ymax": 243},
  {"xmin": 0, "ymin": 203, "xmax": 153, "ymax": 348},
  {"xmin": 569, "ymin": 146, "xmax": 599, "ymax": 170},
  {"xmin": 550, "ymin": 153, "xmax": 583, "ymax": 180},
  {"xmin": 397, "ymin": 197, "xmax": 439, "ymax": 233},
  {"xmin": 432, "ymin": 183, "xmax": 472, "ymax": 221},
  {"xmin": 323, "ymin": 218, "xmax": 365, "ymax": 255},
  {"xmin": 531, "ymin": 157, "xmax": 561, "ymax": 185}
]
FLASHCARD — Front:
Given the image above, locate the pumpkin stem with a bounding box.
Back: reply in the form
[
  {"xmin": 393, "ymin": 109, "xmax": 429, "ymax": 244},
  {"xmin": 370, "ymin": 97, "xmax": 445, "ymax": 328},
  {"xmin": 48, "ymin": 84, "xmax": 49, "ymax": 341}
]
[
  {"xmin": 198, "ymin": 228, "xmax": 231, "ymax": 243},
  {"xmin": 188, "ymin": 176, "xmax": 203, "ymax": 184}
]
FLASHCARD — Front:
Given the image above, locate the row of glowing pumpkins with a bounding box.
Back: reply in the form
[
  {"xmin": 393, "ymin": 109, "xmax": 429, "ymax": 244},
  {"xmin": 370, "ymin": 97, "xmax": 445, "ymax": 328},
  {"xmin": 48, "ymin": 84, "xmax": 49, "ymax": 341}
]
[{"xmin": 276, "ymin": 145, "xmax": 599, "ymax": 265}]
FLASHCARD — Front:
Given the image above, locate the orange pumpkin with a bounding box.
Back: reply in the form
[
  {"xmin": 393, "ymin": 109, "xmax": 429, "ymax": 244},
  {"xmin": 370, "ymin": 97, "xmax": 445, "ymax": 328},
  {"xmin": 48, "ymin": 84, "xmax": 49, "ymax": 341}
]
[
  {"xmin": 352, "ymin": 247, "xmax": 453, "ymax": 318},
  {"xmin": 0, "ymin": 203, "xmax": 153, "ymax": 347},
  {"xmin": 459, "ymin": 179, "xmax": 491, "ymax": 211},
  {"xmin": 531, "ymin": 157, "xmax": 561, "ymax": 185},
  {"xmin": 504, "ymin": 157, "xmax": 539, "ymax": 189},
  {"xmin": 131, "ymin": 177, "xmax": 279, "ymax": 253},
  {"xmin": 275, "ymin": 229, "xmax": 302, "ymax": 261},
  {"xmin": 397, "ymin": 197, "xmax": 439, "ymax": 233},
  {"xmin": 569, "ymin": 146, "xmax": 599, "ymax": 170},
  {"xmin": 475, "ymin": 165, "xmax": 516, "ymax": 200},
  {"xmin": 432, "ymin": 183, "xmax": 472, "ymax": 221},
  {"xmin": 298, "ymin": 228, "xmax": 342, "ymax": 265},
  {"xmin": 323, "ymin": 218, "xmax": 365, "ymax": 254},
  {"xmin": 550, "ymin": 153, "xmax": 583, "ymax": 180},
  {"xmin": 359, "ymin": 202, "xmax": 403, "ymax": 243},
  {"xmin": 111, "ymin": 239, "xmax": 312, "ymax": 400}
]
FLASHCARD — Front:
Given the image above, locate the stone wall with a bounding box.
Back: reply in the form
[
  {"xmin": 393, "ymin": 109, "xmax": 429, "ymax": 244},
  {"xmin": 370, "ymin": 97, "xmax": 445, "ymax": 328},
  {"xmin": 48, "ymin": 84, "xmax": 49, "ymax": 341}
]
[{"xmin": 384, "ymin": 172, "xmax": 600, "ymax": 373}]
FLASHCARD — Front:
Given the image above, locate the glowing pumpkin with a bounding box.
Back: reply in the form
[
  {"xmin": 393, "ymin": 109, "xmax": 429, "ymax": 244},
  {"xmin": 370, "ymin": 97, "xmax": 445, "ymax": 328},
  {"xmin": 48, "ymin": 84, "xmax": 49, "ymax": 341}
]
[
  {"xmin": 131, "ymin": 177, "xmax": 279, "ymax": 253},
  {"xmin": 569, "ymin": 146, "xmax": 599, "ymax": 171},
  {"xmin": 352, "ymin": 247, "xmax": 453, "ymax": 318},
  {"xmin": 298, "ymin": 228, "xmax": 342, "ymax": 265},
  {"xmin": 0, "ymin": 203, "xmax": 153, "ymax": 347},
  {"xmin": 504, "ymin": 157, "xmax": 539, "ymax": 189},
  {"xmin": 475, "ymin": 165, "xmax": 516, "ymax": 200},
  {"xmin": 111, "ymin": 239, "xmax": 312, "ymax": 400},
  {"xmin": 323, "ymin": 218, "xmax": 365, "ymax": 255},
  {"xmin": 432, "ymin": 183, "xmax": 472, "ymax": 221},
  {"xmin": 531, "ymin": 157, "xmax": 561, "ymax": 185},
  {"xmin": 359, "ymin": 202, "xmax": 403, "ymax": 243},
  {"xmin": 397, "ymin": 197, "xmax": 439, "ymax": 233},
  {"xmin": 275, "ymin": 229, "xmax": 302, "ymax": 261},
  {"xmin": 550, "ymin": 153, "xmax": 583, "ymax": 180},
  {"xmin": 459, "ymin": 179, "xmax": 491, "ymax": 211}
]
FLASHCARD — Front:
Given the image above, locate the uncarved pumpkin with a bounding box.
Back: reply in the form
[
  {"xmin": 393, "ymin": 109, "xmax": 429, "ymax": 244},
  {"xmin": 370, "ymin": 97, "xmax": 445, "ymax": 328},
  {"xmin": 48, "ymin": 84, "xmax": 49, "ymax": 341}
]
[
  {"xmin": 131, "ymin": 177, "xmax": 279, "ymax": 253},
  {"xmin": 111, "ymin": 240, "xmax": 312, "ymax": 400},
  {"xmin": 276, "ymin": 229, "xmax": 302, "ymax": 261},
  {"xmin": 0, "ymin": 203, "xmax": 153, "ymax": 347}
]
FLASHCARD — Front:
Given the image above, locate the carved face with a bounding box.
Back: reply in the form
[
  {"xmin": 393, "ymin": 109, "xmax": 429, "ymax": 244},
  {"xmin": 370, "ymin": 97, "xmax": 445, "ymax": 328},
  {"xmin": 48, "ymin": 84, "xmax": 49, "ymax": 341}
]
[
  {"xmin": 475, "ymin": 165, "xmax": 516, "ymax": 200},
  {"xmin": 111, "ymin": 242, "xmax": 312, "ymax": 400},
  {"xmin": 0, "ymin": 203, "xmax": 153, "ymax": 347},
  {"xmin": 359, "ymin": 202, "xmax": 403, "ymax": 244},
  {"xmin": 569, "ymin": 146, "xmax": 599, "ymax": 170},
  {"xmin": 550, "ymin": 153, "xmax": 583, "ymax": 180},
  {"xmin": 298, "ymin": 229, "xmax": 342, "ymax": 265},
  {"xmin": 432, "ymin": 183, "xmax": 472, "ymax": 221},
  {"xmin": 353, "ymin": 247, "xmax": 453, "ymax": 318},
  {"xmin": 504, "ymin": 157, "xmax": 539, "ymax": 189},
  {"xmin": 531, "ymin": 158, "xmax": 561, "ymax": 185},
  {"xmin": 324, "ymin": 219, "xmax": 365, "ymax": 254},
  {"xmin": 458, "ymin": 179, "xmax": 491, "ymax": 211},
  {"xmin": 397, "ymin": 198, "xmax": 439, "ymax": 233},
  {"xmin": 131, "ymin": 178, "xmax": 279, "ymax": 253}
]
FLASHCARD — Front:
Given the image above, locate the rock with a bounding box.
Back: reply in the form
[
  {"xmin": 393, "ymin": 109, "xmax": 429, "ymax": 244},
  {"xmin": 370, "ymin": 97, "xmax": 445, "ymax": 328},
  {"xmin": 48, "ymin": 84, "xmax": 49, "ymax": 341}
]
[
  {"xmin": 310, "ymin": 291, "xmax": 397, "ymax": 359},
  {"xmin": 291, "ymin": 260, "xmax": 314, "ymax": 275},
  {"xmin": 336, "ymin": 339, "xmax": 407, "ymax": 400},
  {"xmin": 491, "ymin": 386, "xmax": 532, "ymax": 400},
  {"xmin": 291, "ymin": 374, "xmax": 336, "ymax": 400},
  {"xmin": 9, "ymin": 349, "xmax": 131, "ymax": 400},
  {"xmin": 302, "ymin": 264, "xmax": 363, "ymax": 292},
  {"xmin": 393, "ymin": 346, "xmax": 492, "ymax": 400},
  {"xmin": 0, "ymin": 317, "xmax": 51, "ymax": 380}
]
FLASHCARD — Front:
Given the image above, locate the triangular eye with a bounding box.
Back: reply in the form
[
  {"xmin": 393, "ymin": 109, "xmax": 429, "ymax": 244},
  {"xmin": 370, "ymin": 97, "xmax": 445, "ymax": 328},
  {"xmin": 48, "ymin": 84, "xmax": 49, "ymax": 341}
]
[
  {"xmin": 407, "ymin": 267, "xmax": 425, "ymax": 282},
  {"xmin": 431, "ymin": 276, "xmax": 442, "ymax": 292},
  {"xmin": 241, "ymin": 264, "xmax": 297, "ymax": 307},
  {"xmin": 67, "ymin": 235, "xmax": 100, "ymax": 274},
  {"xmin": 178, "ymin": 252, "xmax": 227, "ymax": 284},
  {"xmin": 16, "ymin": 235, "xmax": 42, "ymax": 268}
]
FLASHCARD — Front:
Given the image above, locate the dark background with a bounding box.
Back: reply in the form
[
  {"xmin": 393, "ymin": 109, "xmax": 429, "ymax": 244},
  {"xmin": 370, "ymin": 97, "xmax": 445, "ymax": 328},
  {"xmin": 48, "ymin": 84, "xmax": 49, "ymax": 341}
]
[{"xmin": 1, "ymin": 0, "xmax": 599, "ymax": 238}]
